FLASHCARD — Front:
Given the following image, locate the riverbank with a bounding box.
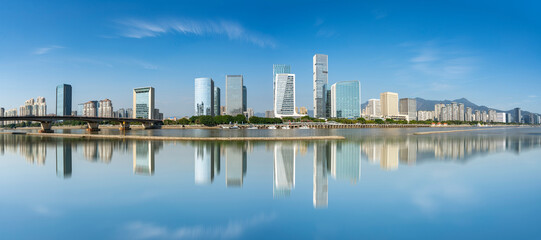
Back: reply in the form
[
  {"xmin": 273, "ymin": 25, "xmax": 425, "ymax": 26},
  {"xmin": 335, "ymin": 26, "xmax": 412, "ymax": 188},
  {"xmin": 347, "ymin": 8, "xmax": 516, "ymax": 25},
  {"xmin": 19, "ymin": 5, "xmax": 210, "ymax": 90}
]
[{"xmin": 0, "ymin": 132, "xmax": 345, "ymax": 141}]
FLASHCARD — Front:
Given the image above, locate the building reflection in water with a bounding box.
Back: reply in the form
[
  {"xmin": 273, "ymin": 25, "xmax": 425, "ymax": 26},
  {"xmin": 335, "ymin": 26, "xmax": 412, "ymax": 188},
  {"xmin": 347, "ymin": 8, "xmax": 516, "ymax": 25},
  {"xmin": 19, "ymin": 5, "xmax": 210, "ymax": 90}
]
[
  {"xmin": 194, "ymin": 143, "xmax": 215, "ymax": 185},
  {"xmin": 133, "ymin": 141, "xmax": 155, "ymax": 176},
  {"xmin": 273, "ymin": 142, "xmax": 296, "ymax": 198},
  {"xmin": 56, "ymin": 140, "xmax": 72, "ymax": 179},
  {"xmin": 225, "ymin": 143, "xmax": 247, "ymax": 187},
  {"xmin": 313, "ymin": 142, "xmax": 330, "ymax": 208},
  {"xmin": 380, "ymin": 141, "xmax": 399, "ymax": 171},
  {"xmin": 330, "ymin": 142, "xmax": 361, "ymax": 183}
]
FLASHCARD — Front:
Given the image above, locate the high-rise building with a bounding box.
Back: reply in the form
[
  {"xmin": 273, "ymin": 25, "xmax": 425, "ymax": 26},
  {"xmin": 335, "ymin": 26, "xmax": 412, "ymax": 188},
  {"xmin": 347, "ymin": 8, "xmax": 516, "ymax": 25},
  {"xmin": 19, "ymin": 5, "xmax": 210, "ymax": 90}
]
[
  {"xmin": 496, "ymin": 112, "xmax": 506, "ymax": 123},
  {"xmin": 34, "ymin": 97, "xmax": 47, "ymax": 116},
  {"xmin": 98, "ymin": 99, "xmax": 113, "ymax": 118},
  {"xmin": 56, "ymin": 84, "xmax": 72, "ymax": 117},
  {"xmin": 83, "ymin": 101, "xmax": 98, "ymax": 117},
  {"xmin": 273, "ymin": 64, "xmax": 291, "ymax": 113},
  {"xmin": 225, "ymin": 75, "xmax": 244, "ymax": 116},
  {"xmin": 0, "ymin": 107, "xmax": 4, "ymax": 126},
  {"xmin": 126, "ymin": 108, "xmax": 133, "ymax": 118},
  {"xmin": 265, "ymin": 110, "xmax": 275, "ymax": 118},
  {"xmin": 214, "ymin": 87, "xmax": 221, "ymax": 116},
  {"xmin": 399, "ymin": 98, "xmax": 416, "ymax": 121},
  {"xmin": 380, "ymin": 92, "xmax": 399, "ymax": 117},
  {"xmin": 514, "ymin": 108, "xmax": 522, "ymax": 123},
  {"xmin": 298, "ymin": 107, "xmax": 308, "ymax": 115},
  {"xmin": 133, "ymin": 87, "xmax": 155, "ymax": 119},
  {"xmin": 194, "ymin": 78, "xmax": 215, "ymax": 116},
  {"xmin": 365, "ymin": 99, "xmax": 381, "ymax": 118},
  {"xmin": 466, "ymin": 107, "xmax": 473, "ymax": 122},
  {"xmin": 313, "ymin": 54, "xmax": 328, "ymax": 118},
  {"xmin": 417, "ymin": 111, "xmax": 435, "ymax": 121},
  {"xmin": 326, "ymin": 90, "xmax": 332, "ymax": 119},
  {"xmin": 242, "ymin": 86, "xmax": 247, "ymax": 112},
  {"xmin": 451, "ymin": 102, "xmax": 458, "ymax": 121},
  {"xmin": 220, "ymin": 106, "xmax": 226, "ymax": 116},
  {"xmin": 330, "ymin": 81, "xmax": 361, "ymax": 119},
  {"xmin": 459, "ymin": 103, "xmax": 465, "ymax": 121},
  {"xmin": 274, "ymin": 74, "xmax": 296, "ymax": 118}
]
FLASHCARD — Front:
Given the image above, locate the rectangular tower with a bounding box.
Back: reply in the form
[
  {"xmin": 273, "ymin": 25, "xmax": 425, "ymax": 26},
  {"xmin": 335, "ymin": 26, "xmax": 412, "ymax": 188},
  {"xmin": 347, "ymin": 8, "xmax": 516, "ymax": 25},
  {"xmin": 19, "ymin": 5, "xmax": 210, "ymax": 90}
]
[
  {"xmin": 313, "ymin": 54, "xmax": 328, "ymax": 118},
  {"xmin": 226, "ymin": 75, "xmax": 244, "ymax": 116},
  {"xmin": 133, "ymin": 87, "xmax": 155, "ymax": 119},
  {"xmin": 56, "ymin": 84, "xmax": 72, "ymax": 116}
]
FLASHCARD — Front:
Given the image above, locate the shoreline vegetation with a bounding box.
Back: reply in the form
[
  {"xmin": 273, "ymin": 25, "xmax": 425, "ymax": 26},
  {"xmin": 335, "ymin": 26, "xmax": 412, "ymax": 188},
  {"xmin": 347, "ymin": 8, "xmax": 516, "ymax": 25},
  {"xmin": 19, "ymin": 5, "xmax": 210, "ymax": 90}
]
[{"xmin": 1, "ymin": 114, "xmax": 536, "ymax": 130}]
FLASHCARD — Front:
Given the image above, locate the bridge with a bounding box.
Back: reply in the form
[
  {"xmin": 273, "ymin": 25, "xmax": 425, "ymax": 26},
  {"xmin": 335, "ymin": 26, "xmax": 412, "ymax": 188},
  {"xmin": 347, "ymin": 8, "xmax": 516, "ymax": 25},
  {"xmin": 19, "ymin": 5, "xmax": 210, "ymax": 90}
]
[{"xmin": 0, "ymin": 116, "xmax": 163, "ymax": 133}]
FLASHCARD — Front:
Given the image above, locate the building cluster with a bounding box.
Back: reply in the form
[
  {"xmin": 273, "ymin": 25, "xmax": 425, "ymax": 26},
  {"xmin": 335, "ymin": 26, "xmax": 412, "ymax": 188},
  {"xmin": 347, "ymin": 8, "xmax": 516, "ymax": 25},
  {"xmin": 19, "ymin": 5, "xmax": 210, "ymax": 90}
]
[
  {"xmin": 192, "ymin": 54, "xmax": 361, "ymax": 120},
  {"xmin": 194, "ymin": 76, "xmax": 253, "ymax": 118},
  {"xmin": 362, "ymin": 93, "xmax": 417, "ymax": 121}
]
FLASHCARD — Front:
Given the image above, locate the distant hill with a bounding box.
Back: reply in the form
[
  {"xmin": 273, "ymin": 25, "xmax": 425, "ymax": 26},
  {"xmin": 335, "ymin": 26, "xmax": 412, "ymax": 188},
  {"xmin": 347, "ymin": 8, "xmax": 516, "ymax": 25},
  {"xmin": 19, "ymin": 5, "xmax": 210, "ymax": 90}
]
[{"xmin": 361, "ymin": 97, "xmax": 538, "ymax": 116}]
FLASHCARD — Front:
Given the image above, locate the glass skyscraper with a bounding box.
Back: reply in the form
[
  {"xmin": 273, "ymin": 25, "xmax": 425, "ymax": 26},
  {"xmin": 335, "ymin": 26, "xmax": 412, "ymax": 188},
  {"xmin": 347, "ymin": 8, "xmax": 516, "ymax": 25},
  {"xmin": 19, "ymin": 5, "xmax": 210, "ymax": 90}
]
[
  {"xmin": 133, "ymin": 87, "xmax": 155, "ymax": 119},
  {"xmin": 273, "ymin": 64, "xmax": 291, "ymax": 112},
  {"xmin": 214, "ymin": 87, "xmax": 221, "ymax": 116},
  {"xmin": 274, "ymin": 74, "xmax": 296, "ymax": 117},
  {"xmin": 56, "ymin": 84, "xmax": 72, "ymax": 116},
  {"xmin": 313, "ymin": 54, "xmax": 328, "ymax": 118},
  {"xmin": 330, "ymin": 81, "xmax": 361, "ymax": 119},
  {"xmin": 194, "ymin": 78, "xmax": 215, "ymax": 116},
  {"xmin": 242, "ymin": 86, "xmax": 247, "ymax": 112},
  {"xmin": 226, "ymin": 75, "xmax": 244, "ymax": 116}
]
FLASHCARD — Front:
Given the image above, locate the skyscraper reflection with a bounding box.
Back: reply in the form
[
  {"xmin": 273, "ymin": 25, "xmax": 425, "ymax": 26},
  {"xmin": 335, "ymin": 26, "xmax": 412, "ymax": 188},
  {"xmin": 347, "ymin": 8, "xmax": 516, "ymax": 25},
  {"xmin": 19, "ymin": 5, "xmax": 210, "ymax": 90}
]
[
  {"xmin": 330, "ymin": 142, "xmax": 361, "ymax": 183},
  {"xmin": 133, "ymin": 141, "xmax": 155, "ymax": 176},
  {"xmin": 225, "ymin": 144, "xmax": 247, "ymax": 187},
  {"xmin": 194, "ymin": 142, "xmax": 215, "ymax": 185},
  {"xmin": 56, "ymin": 140, "xmax": 72, "ymax": 178},
  {"xmin": 380, "ymin": 141, "xmax": 399, "ymax": 171},
  {"xmin": 314, "ymin": 142, "xmax": 330, "ymax": 208},
  {"xmin": 273, "ymin": 143, "xmax": 296, "ymax": 198}
]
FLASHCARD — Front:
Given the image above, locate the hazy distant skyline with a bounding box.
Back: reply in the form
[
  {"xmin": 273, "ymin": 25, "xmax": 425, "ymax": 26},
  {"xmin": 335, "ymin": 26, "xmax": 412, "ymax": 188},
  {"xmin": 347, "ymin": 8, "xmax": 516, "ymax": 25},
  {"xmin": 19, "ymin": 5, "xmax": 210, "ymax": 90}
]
[{"xmin": 0, "ymin": 0, "xmax": 540, "ymax": 116}]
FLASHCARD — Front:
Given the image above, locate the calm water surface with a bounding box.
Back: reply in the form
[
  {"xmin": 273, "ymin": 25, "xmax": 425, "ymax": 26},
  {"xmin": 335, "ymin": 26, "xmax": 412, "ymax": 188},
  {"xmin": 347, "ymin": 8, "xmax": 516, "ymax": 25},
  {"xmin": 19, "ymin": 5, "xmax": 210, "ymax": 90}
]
[{"xmin": 1, "ymin": 127, "xmax": 541, "ymax": 239}]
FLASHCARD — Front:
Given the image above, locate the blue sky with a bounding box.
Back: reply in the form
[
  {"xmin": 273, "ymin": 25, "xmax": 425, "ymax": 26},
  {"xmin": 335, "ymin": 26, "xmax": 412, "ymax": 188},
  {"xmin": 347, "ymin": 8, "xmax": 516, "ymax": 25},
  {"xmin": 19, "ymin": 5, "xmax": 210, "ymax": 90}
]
[{"xmin": 0, "ymin": 0, "xmax": 540, "ymax": 116}]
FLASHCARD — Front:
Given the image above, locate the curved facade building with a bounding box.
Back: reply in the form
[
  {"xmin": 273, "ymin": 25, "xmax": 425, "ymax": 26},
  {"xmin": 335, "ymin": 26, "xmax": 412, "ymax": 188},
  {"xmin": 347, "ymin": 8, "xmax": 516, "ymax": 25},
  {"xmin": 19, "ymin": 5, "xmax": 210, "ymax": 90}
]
[{"xmin": 194, "ymin": 78, "xmax": 215, "ymax": 116}]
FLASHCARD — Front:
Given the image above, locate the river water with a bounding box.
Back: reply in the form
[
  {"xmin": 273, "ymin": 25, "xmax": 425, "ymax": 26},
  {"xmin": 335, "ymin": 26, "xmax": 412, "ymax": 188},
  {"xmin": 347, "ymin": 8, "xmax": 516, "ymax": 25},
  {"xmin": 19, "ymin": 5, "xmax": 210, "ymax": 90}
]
[{"xmin": 1, "ymin": 127, "xmax": 540, "ymax": 239}]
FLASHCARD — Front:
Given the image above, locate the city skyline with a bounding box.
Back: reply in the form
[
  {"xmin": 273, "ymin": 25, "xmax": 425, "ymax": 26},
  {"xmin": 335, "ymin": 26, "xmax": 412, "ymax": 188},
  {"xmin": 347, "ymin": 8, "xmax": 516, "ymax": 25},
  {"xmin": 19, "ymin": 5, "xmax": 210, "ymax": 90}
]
[{"xmin": 0, "ymin": 1, "xmax": 539, "ymax": 116}]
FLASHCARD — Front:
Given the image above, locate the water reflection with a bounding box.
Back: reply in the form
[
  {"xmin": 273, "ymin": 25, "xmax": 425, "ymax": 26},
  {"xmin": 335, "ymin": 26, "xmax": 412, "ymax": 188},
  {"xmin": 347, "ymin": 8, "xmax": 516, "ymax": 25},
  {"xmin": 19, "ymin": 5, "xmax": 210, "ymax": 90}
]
[{"xmin": 1, "ymin": 131, "xmax": 541, "ymax": 209}]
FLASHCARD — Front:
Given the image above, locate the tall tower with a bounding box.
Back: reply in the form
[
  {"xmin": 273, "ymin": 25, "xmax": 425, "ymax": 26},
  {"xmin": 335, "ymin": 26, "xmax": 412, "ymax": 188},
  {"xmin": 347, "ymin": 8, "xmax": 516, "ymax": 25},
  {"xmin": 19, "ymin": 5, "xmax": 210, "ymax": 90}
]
[
  {"xmin": 273, "ymin": 64, "xmax": 291, "ymax": 112},
  {"xmin": 313, "ymin": 54, "xmax": 328, "ymax": 118},
  {"xmin": 56, "ymin": 84, "xmax": 72, "ymax": 116}
]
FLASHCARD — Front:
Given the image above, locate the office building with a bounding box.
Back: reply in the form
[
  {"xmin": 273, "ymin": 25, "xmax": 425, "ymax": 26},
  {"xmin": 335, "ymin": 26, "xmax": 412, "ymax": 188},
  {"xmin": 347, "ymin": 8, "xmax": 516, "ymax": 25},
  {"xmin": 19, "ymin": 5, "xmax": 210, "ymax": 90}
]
[
  {"xmin": 214, "ymin": 87, "xmax": 221, "ymax": 116},
  {"xmin": 496, "ymin": 112, "xmax": 506, "ymax": 123},
  {"xmin": 243, "ymin": 86, "xmax": 247, "ymax": 112},
  {"xmin": 226, "ymin": 75, "xmax": 244, "ymax": 116},
  {"xmin": 274, "ymin": 74, "xmax": 296, "ymax": 118},
  {"xmin": 365, "ymin": 99, "xmax": 381, "ymax": 118},
  {"xmin": 273, "ymin": 64, "xmax": 291, "ymax": 112},
  {"xmin": 133, "ymin": 87, "xmax": 155, "ymax": 119},
  {"xmin": 326, "ymin": 90, "xmax": 332, "ymax": 118},
  {"xmin": 313, "ymin": 54, "xmax": 328, "ymax": 118},
  {"xmin": 56, "ymin": 84, "xmax": 72, "ymax": 116},
  {"xmin": 514, "ymin": 108, "xmax": 522, "ymax": 123},
  {"xmin": 330, "ymin": 81, "xmax": 361, "ymax": 119},
  {"xmin": 194, "ymin": 78, "xmax": 215, "ymax": 116},
  {"xmin": 83, "ymin": 101, "xmax": 98, "ymax": 117},
  {"xmin": 98, "ymin": 99, "xmax": 113, "ymax": 118},
  {"xmin": 0, "ymin": 107, "xmax": 4, "ymax": 126},
  {"xmin": 380, "ymin": 92, "xmax": 399, "ymax": 117},
  {"xmin": 399, "ymin": 98, "xmax": 417, "ymax": 121},
  {"xmin": 265, "ymin": 110, "xmax": 274, "ymax": 118}
]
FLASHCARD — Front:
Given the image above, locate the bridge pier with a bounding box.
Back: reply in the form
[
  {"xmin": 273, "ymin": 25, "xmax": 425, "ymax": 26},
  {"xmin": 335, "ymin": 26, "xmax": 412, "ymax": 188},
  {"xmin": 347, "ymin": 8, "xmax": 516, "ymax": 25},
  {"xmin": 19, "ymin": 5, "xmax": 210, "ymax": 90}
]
[
  {"xmin": 86, "ymin": 122, "xmax": 100, "ymax": 132},
  {"xmin": 119, "ymin": 121, "xmax": 131, "ymax": 131},
  {"xmin": 39, "ymin": 121, "xmax": 54, "ymax": 133}
]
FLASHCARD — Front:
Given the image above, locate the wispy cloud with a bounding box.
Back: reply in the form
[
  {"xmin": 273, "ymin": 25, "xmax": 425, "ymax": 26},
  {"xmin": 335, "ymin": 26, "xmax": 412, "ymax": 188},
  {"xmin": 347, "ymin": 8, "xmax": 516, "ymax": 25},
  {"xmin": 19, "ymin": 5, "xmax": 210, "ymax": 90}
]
[
  {"xmin": 406, "ymin": 41, "xmax": 476, "ymax": 80},
  {"xmin": 33, "ymin": 45, "xmax": 64, "ymax": 55},
  {"xmin": 121, "ymin": 213, "xmax": 276, "ymax": 240},
  {"xmin": 372, "ymin": 10, "xmax": 388, "ymax": 20},
  {"xmin": 114, "ymin": 18, "xmax": 276, "ymax": 48},
  {"xmin": 32, "ymin": 205, "xmax": 60, "ymax": 217}
]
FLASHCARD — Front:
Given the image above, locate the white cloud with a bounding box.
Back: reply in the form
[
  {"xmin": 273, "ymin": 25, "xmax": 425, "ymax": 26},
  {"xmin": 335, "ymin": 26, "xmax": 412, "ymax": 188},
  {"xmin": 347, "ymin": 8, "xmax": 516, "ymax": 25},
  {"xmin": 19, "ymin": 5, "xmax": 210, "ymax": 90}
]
[
  {"xmin": 121, "ymin": 213, "xmax": 276, "ymax": 239},
  {"xmin": 115, "ymin": 18, "xmax": 276, "ymax": 48},
  {"xmin": 33, "ymin": 45, "xmax": 64, "ymax": 55}
]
